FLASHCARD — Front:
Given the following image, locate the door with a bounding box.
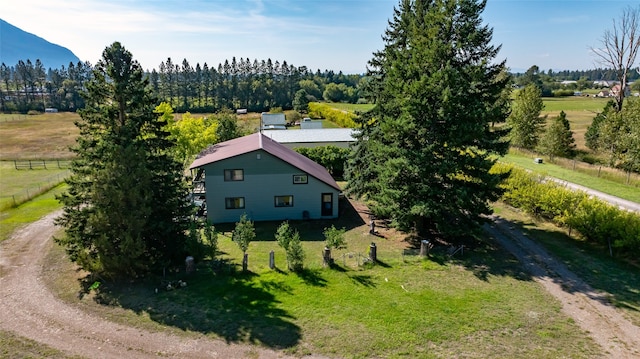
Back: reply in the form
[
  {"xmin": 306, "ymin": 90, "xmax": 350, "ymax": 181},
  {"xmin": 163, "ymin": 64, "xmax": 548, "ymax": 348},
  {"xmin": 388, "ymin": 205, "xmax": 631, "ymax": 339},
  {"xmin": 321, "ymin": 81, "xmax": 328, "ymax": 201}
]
[{"xmin": 321, "ymin": 193, "xmax": 333, "ymax": 216}]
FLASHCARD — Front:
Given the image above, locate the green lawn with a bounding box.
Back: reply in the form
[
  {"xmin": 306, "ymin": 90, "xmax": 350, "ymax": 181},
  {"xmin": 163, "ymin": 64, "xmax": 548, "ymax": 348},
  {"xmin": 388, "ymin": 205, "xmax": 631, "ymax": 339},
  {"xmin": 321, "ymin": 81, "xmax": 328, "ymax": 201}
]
[
  {"xmin": 0, "ymin": 161, "xmax": 69, "ymax": 209},
  {"xmin": 46, "ymin": 216, "xmax": 601, "ymax": 359},
  {"xmin": 0, "ymin": 184, "xmax": 66, "ymax": 242},
  {"xmin": 542, "ymin": 96, "xmax": 609, "ymax": 112},
  {"xmin": 502, "ymin": 152, "xmax": 640, "ymax": 202},
  {"xmin": 326, "ymin": 103, "xmax": 374, "ymax": 114}
]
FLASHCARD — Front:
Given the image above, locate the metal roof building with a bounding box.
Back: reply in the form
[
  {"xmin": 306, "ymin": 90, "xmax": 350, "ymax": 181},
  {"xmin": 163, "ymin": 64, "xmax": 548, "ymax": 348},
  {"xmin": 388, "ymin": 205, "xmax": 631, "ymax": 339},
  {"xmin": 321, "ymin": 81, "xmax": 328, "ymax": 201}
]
[{"xmin": 262, "ymin": 128, "xmax": 357, "ymax": 149}]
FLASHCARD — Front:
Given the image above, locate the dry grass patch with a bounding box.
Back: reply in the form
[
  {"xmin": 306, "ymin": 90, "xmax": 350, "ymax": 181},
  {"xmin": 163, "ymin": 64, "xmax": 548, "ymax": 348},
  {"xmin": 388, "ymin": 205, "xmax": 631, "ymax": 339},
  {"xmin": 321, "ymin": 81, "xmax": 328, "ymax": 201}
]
[{"xmin": 0, "ymin": 113, "xmax": 80, "ymax": 160}]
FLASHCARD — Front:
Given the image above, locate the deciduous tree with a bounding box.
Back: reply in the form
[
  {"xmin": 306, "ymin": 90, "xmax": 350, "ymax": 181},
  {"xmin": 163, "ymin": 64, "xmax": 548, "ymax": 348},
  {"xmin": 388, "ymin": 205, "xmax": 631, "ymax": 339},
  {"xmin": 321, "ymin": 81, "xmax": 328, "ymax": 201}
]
[
  {"xmin": 591, "ymin": 5, "xmax": 640, "ymax": 111},
  {"xmin": 507, "ymin": 84, "xmax": 547, "ymax": 150},
  {"xmin": 233, "ymin": 214, "xmax": 255, "ymax": 271},
  {"xmin": 345, "ymin": 0, "xmax": 511, "ymax": 239}
]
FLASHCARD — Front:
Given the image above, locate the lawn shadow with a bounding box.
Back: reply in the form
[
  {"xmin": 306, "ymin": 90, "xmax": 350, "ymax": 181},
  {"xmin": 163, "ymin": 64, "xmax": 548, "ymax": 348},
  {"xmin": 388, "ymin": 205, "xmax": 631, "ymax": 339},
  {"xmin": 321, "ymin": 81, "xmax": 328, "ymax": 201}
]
[
  {"xmin": 91, "ymin": 264, "xmax": 301, "ymax": 349},
  {"xmin": 440, "ymin": 222, "xmax": 534, "ymax": 283},
  {"xmin": 348, "ymin": 274, "xmax": 376, "ymax": 287},
  {"xmin": 295, "ymin": 268, "xmax": 328, "ymax": 287}
]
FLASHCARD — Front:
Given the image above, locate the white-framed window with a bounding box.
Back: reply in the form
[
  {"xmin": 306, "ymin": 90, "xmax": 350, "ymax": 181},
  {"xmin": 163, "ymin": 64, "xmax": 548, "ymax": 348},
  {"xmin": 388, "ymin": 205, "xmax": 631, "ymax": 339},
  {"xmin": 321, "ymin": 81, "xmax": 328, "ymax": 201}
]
[
  {"xmin": 293, "ymin": 174, "xmax": 308, "ymax": 184},
  {"xmin": 224, "ymin": 169, "xmax": 244, "ymax": 181},
  {"xmin": 274, "ymin": 195, "xmax": 294, "ymax": 207},
  {"xmin": 225, "ymin": 197, "xmax": 245, "ymax": 209}
]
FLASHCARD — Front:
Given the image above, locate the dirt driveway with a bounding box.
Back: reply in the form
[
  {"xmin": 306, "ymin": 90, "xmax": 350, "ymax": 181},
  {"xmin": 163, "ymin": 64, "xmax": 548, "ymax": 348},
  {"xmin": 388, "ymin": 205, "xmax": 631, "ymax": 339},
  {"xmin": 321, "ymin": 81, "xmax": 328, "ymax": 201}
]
[
  {"xmin": 0, "ymin": 211, "xmax": 324, "ymax": 359},
  {"xmin": 485, "ymin": 216, "xmax": 640, "ymax": 359},
  {"xmin": 1, "ymin": 210, "xmax": 639, "ymax": 358}
]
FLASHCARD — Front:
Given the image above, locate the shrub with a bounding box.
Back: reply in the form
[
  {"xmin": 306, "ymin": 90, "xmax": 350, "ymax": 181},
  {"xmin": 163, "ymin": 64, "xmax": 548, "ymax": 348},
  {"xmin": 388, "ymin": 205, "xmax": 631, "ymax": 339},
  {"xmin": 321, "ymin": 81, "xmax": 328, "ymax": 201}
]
[
  {"xmin": 494, "ymin": 163, "xmax": 640, "ymax": 256},
  {"xmin": 308, "ymin": 102, "xmax": 358, "ymax": 128}
]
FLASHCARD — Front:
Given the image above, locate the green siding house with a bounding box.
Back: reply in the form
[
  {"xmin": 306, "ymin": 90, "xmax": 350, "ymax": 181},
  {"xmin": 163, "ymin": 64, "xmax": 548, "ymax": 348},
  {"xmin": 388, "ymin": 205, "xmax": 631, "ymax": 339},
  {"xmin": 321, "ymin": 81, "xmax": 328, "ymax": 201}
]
[{"xmin": 190, "ymin": 133, "xmax": 340, "ymax": 223}]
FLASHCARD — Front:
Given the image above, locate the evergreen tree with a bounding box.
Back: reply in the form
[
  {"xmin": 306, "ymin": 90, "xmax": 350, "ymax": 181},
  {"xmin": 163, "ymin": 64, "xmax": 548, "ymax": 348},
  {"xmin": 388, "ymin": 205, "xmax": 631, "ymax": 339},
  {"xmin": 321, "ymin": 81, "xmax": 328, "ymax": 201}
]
[
  {"xmin": 585, "ymin": 101, "xmax": 616, "ymax": 152},
  {"xmin": 537, "ymin": 111, "xmax": 576, "ymax": 161},
  {"xmin": 345, "ymin": 0, "xmax": 511, "ymax": 239},
  {"xmin": 507, "ymin": 84, "xmax": 547, "ymax": 150},
  {"xmin": 55, "ymin": 42, "xmax": 191, "ymax": 278},
  {"xmin": 293, "ymin": 89, "xmax": 310, "ymax": 112}
]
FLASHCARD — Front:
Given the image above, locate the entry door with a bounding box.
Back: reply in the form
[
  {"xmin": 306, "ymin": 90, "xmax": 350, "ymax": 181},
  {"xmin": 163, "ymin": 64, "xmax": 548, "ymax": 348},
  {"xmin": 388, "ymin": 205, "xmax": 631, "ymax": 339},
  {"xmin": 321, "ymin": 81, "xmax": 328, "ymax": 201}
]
[{"xmin": 321, "ymin": 193, "xmax": 333, "ymax": 216}]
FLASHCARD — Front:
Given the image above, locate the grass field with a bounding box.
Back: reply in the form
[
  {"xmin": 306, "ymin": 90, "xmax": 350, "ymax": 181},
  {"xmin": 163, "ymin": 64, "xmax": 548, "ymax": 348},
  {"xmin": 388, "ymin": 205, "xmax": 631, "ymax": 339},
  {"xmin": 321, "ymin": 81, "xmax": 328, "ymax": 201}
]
[
  {"xmin": 46, "ymin": 213, "xmax": 601, "ymax": 358},
  {"xmin": 502, "ymin": 151, "xmax": 640, "ymax": 202},
  {"xmin": 0, "ymin": 184, "xmax": 66, "ymax": 242},
  {"xmin": 0, "ymin": 161, "xmax": 69, "ymax": 209},
  {"xmin": 0, "ymin": 113, "xmax": 79, "ymax": 160}
]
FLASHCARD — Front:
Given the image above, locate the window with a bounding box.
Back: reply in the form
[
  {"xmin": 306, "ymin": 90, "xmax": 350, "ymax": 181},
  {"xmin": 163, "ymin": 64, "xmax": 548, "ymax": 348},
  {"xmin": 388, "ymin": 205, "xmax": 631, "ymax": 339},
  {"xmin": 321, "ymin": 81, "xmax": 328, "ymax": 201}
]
[
  {"xmin": 274, "ymin": 195, "xmax": 294, "ymax": 207},
  {"xmin": 293, "ymin": 174, "xmax": 308, "ymax": 184},
  {"xmin": 225, "ymin": 197, "xmax": 245, "ymax": 209},
  {"xmin": 224, "ymin": 169, "xmax": 244, "ymax": 181}
]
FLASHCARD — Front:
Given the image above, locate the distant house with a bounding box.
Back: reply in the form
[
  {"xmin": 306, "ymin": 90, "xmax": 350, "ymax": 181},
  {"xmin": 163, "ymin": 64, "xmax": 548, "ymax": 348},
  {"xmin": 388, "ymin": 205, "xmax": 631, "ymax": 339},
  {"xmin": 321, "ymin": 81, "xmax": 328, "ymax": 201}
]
[
  {"xmin": 263, "ymin": 128, "xmax": 357, "ymax": 149},
  {"xmin": 610, "ymin": 84, "xmax": 631, "ymax": 98},
  {"xmin": 261, "ymin": 112, "xmax": 287, "ymax": 130},
  {"xmin": 189, "ymin": 133, "xmax": 340, "ymax": 224},
  {"xmin": 596, "ymin": 90, "xmax": 610, "ymax": 98}
]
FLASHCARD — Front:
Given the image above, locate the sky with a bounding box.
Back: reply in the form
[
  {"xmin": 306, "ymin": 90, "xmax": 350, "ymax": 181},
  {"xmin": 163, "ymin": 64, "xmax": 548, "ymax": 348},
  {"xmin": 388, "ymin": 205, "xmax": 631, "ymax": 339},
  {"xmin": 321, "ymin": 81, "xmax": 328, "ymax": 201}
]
[{"xmin": 2, "ymin": 0, "xmax": 638, "ymax": 74}]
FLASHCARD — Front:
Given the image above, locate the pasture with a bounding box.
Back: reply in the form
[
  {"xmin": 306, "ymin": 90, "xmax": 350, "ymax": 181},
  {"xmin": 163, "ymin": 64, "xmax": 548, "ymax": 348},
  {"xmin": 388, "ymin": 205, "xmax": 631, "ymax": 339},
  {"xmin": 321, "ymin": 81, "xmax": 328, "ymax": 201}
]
[{"xmin": 0, "ymin": 113, "xmax": 79, "ymax": 160}]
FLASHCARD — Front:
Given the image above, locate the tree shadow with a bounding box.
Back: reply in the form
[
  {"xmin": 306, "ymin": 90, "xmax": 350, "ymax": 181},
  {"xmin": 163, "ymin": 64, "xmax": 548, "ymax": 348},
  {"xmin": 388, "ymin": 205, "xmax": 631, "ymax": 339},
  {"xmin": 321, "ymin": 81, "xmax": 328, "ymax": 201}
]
[
  {"xmin": 294, "ymin": 268, "xmax": 327, "ymax": 287},
  {"xmin": 348, "ymin": 274, "xmax": 376, "ymax": 287},
  {"xmin": 91, "ymin": 265, "xmax": 301, "ymax": 349}
]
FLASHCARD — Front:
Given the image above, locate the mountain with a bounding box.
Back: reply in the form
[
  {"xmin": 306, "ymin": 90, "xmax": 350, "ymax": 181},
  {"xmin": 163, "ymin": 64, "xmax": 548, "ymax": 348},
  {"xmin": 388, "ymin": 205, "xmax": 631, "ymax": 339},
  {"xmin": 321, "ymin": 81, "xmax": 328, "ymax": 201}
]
[{"xmin": 0, "ymin": 19, "xmax": 81, "ymax": 69}]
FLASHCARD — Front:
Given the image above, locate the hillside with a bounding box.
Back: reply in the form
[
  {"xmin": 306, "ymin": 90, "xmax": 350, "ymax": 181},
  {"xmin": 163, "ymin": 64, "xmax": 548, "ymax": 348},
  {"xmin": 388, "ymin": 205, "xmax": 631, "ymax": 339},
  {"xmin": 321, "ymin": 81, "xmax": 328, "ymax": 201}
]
[{"xmin": 0, "ymin": 19, "xmax": 80, "ymax": 69}]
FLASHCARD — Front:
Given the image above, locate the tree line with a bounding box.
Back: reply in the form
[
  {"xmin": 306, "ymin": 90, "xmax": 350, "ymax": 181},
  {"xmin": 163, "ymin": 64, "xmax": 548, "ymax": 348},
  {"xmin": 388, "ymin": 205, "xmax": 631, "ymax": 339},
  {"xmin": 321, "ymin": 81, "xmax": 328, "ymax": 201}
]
[
  {"xmin": 514, "ymin": 64, "xmax": 640, "ymax": 98},
  {"xmin": 0, "ymin": 57, "xmax": 364, "ymax": 113},
  {"xmin": 4, "ymin": 57, "xmax": 639, "ymax": 114}
]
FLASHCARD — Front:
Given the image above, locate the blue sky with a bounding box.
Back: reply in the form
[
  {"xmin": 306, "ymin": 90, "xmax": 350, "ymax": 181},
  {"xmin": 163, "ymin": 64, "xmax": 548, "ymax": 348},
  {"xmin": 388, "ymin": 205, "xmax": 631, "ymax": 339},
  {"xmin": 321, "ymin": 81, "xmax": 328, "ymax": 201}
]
[{"xmin": 2, "ymin": 0, "xmax": 638, "ymax": 73}]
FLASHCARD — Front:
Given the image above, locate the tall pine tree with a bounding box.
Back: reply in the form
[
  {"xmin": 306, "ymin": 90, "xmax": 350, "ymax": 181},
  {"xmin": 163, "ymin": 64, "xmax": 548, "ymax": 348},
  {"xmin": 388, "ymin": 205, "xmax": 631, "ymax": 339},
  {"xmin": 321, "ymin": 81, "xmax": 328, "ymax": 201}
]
[
  {"xmin": 346, "ymin": 0, "xmax": 510, "ymax": 240},
  {"xmin": 56, "ymin": 42, "xmax": 192, "ymax": 278},
  {"xmin": 537, "ymin": 110, "xmax": 576, "ymax": 161}
]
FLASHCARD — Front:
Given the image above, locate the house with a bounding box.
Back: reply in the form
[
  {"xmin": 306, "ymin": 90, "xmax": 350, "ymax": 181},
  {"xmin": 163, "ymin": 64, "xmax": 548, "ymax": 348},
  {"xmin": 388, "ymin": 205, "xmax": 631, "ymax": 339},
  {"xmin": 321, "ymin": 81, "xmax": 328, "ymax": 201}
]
[
  {"xmin": 262, "ymin": 128, "xmax": 358, "ymax": 149},
  {"xmin": 189, "ymin": 132, "xmax": 340, "ymax": 223},
  {"xmin": 596, "ymin": 90, "xmax": 610, "ymax": 98},
  {"xmin": 610, "ymin": 84, "xmax": 631, "ymax": 98},
  {"xmin": 261, "ymin": 112, "xmax": 287, "ymax": 130}
]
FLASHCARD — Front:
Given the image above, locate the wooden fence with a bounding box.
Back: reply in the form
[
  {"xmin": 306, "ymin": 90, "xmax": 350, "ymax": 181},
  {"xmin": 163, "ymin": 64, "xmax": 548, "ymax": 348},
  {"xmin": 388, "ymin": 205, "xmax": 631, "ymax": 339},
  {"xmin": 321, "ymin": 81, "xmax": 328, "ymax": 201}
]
[{"xmin": 13, "ymin": 159, "xmax": 71, "ymax": 170}]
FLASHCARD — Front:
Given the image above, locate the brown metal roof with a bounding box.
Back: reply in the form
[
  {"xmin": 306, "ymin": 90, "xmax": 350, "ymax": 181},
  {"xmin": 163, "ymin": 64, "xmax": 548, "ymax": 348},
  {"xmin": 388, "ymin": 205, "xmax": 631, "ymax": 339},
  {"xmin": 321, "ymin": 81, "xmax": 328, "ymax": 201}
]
[{"xmin": 190, "ymin": 133, "xmax": 340, "ymax": 190}]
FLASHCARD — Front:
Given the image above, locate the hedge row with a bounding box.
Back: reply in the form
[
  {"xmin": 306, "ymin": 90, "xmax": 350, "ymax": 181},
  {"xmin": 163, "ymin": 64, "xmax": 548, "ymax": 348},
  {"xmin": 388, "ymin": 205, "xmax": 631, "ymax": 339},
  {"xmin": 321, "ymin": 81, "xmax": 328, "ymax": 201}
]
[
  {"xmin": 308, "ymin": 102, "xmax": 358, "ymax": 128},
  {"xmin": 492, "ymin": 163, "xmax": 640, "ymax": 256}
]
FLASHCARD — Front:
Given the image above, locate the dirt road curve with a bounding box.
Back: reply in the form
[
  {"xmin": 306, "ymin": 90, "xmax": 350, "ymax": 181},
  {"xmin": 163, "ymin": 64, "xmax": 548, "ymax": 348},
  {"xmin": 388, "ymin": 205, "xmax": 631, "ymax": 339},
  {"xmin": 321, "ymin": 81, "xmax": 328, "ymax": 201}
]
[
  {"xmin": 0, "ymin": 211, "xmax": 319, "ymax": 359},
  {"xmin": 1, "ymin": 211, "xmax": 639, "ymax": 358},
  {"xmin": 485, "ymin": 216, "xmax": 640, "ymax": 359}
]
